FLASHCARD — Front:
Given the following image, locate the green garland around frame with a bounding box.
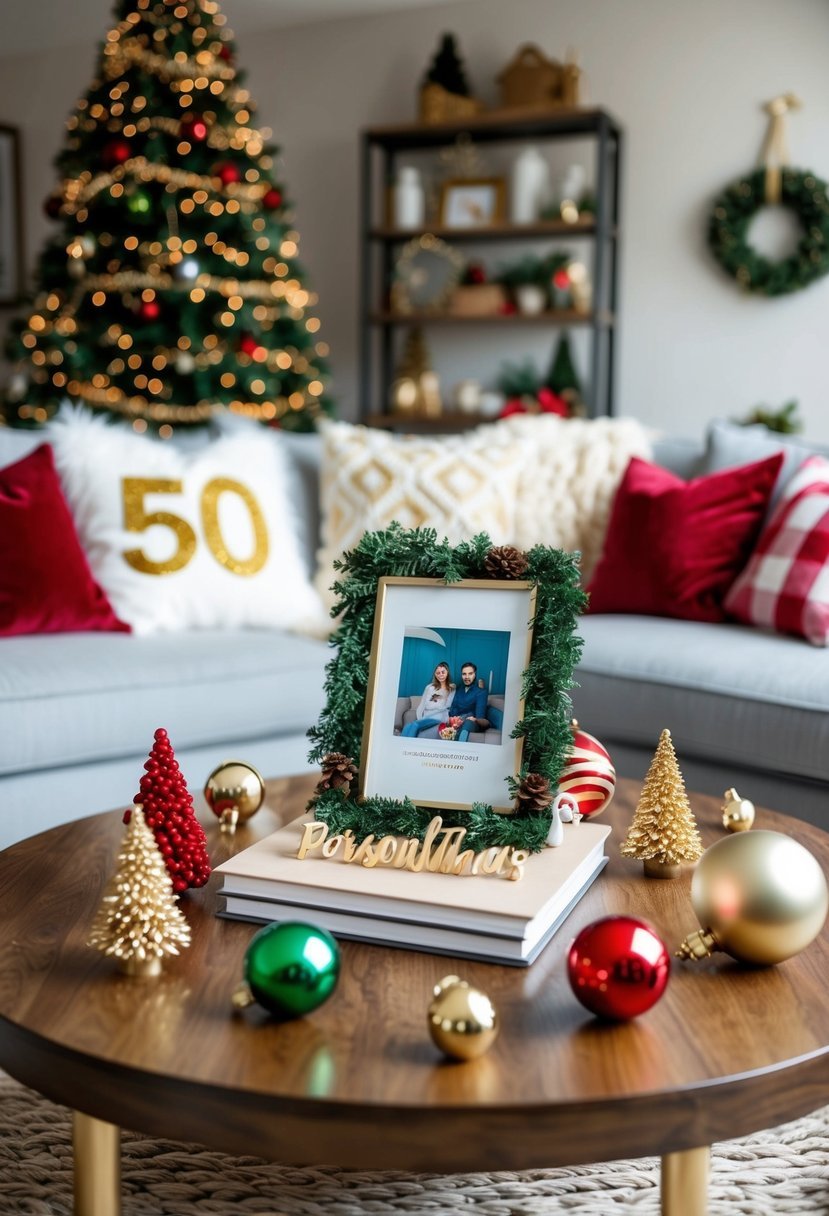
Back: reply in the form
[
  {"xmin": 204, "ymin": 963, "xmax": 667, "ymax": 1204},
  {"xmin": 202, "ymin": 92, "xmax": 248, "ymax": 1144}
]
[
  {"xmin": 307, "ymin": 524, "xmax": 586, "ymax": 853},
  {"xmin": 708, "ymin": 167, "xmax": 829, "ymax": 296}
]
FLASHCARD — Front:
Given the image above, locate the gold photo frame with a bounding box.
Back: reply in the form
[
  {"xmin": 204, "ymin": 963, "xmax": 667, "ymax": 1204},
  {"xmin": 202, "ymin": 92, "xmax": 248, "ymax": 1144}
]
[
  {"xmin": 438, "ymin": 177, "xmax": 506, "ymax": 229},
  {"xmin": 360, "ymin": 577, "xmax": 536, "ymax": 813}
]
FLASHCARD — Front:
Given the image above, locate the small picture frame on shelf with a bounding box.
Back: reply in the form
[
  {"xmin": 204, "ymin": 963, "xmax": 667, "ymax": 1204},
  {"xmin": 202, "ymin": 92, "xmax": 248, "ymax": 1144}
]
[
  {"xmin": 439, "ymin": 177, "xmax": 506, "ymax": 229},
  {"xmin": 361, "ymin": 577, "xmax": 535, "ymax": 813},
  {"xmin": 0, "ymin": 126, "xmax": 23, "ymax": 305}
]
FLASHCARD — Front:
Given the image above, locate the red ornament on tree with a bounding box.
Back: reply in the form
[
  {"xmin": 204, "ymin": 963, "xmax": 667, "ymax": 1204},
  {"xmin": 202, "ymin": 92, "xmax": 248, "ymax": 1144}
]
[
  {"xmin": 43, "ymin": 193, "xmax": 63, "ymax": 219},
  {"xmin": 262, "ymin": 187, "xmax": 283, "ymax": 211},
  {"xmin": 567, "ymin": 916, "xmax": 670, "ymax": 1020},
  {"xmin": 239, "ymin": 333, "xmax": 261, "ymax": 356},
  {"xmin": 127, "ymin": 728, "xmax": 211, "ymax": 893},
  {"xmin": 214, "ymin": 162, "xmax": 242, "ymax": 186},
  {"xmin": 138, "ymin": 299, "xmax": 161, "ymax": 322},
  {"xmin": 102, "ymin": 139, "xmax": 132, "ymax": 168},
  {"xmin": 218, "ymin": 43, "xmax": 233, "ymax": 61},
  {"xmin": 181, "ymin": 114, "xmax": 209, "ymax": 142}
]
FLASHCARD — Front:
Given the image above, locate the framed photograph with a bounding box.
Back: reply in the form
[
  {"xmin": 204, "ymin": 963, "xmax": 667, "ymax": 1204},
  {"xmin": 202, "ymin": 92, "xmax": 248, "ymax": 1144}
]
[
  {"xmin": 0, "ymin": 126, "xmax": 23, "ymax": 306},
  {"xmin": 360, "ymin": 578, "xmax": 535, "ymax": 813},
  {"xmin": 439, "ymin": 177, "xmax": 506, "ymax": 229}
]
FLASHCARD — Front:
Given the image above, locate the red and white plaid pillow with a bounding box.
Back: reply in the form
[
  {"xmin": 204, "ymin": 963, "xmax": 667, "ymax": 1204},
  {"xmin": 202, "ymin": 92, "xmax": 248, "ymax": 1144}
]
[{"xmin": 725, "ymin": 456, "xmax": 829, "ymax": 646}]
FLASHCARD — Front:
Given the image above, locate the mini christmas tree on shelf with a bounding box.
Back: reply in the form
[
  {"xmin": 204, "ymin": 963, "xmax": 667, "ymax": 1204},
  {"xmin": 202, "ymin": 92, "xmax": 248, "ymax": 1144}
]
[
  {"xmin": 545, "ymin": 332, "xmax": 585, "ymax": 416},
  {"xmin": 128, "ymin": 727, "xmax": 211, "ymax": 893},
  {"xmin": 89, "ymin": 804, "xmax": 191, "ymax": 977},
  {"xmin": 4, "ymin": 0, "xmax": 333, "ymax": 433},
  {"xmin": 620, "ymin": 728, "xmax": 704, "ymax": 878}
]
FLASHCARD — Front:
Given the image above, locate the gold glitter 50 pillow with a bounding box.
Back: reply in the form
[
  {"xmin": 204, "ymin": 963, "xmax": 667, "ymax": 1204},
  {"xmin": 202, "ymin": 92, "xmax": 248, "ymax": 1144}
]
[
  {"xmin": 315, "ymin": 420, "xmax": 528, "ymax": 609},
  {"xmin": 49, "ymin": 409, "xmax": 326, "ymax": 635}
]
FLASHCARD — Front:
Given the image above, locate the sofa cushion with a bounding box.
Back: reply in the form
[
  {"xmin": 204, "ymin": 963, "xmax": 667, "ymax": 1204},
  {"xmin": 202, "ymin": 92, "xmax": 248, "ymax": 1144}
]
[
  {"xmin": 703, "ymin": 419, "xmax": 829, "ymax": 512},
  {"xmin": 49, "ymin": 408, "xmax": 327, "ymax": 636},
  {"xmin": 0, "ymin": 445, "xmax": 128, "ymax": 638},
  {"xmin": 587, "ymin": 453, "xmax": 783, "ymax": 622},
  {"xmin": 573, "ymin": 615, "xmax": 829, "ymax": 784},
  {"xmin": 0, "ymin": 630, "xmax": 329, "ymax": 776},
  {"xmin": 725, "ymin": 456, "xmax": 829, "ymax": 646}
]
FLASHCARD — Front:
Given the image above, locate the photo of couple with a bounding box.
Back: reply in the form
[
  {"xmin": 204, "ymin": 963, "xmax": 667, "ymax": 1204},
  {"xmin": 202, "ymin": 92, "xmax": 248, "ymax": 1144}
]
[{"xmin": 393, "ymin": 627, "xmax": 509, "ymax": 747}]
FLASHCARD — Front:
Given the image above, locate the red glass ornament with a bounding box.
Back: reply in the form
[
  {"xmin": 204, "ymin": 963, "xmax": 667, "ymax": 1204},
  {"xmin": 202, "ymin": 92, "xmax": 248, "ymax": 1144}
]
[
  {"xmin": 239, "ymin": 334, "xmax": 260, "ymax": 356},
  {"xmin": 43, "ymin": 193, "xmax": 63, "ymax": 219},
  {"xmin": 466, "ymin": 263, "xmax": 486, "ymax": 285},
  {"xmin": 568, "ymin": 916, "xmax": 670, "ymax": 1020},
  {"xmin": 215, "ymin": 162, "xmax": 242, "ymax": 186},
  {"xmin": 218, "ymin": 43, "xmax": 233, "ymax": 61},
  {"xmin": 181, "ymin": 114, "xmax": 209, "ymax": 142},
  {"xmin": 262, "ymin": 187, "xmax": 282, "ymax": 210},
  {"xmin": 558, "ymin": 725, "xmax": 616, "ymax": 818},
  {"xmin": 102, "ymin": 139, "xmax": 132, "ymax": 168},
  {"xmin": 138, "ymin": 300, "xmax": 161, "ymax": 321},
  {"xmin": 552, "ymin": 268, "xmax": 570, "ymax": 290}
]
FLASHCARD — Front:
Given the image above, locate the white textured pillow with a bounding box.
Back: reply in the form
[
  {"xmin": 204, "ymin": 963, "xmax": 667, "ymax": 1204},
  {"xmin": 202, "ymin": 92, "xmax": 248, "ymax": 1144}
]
[
  {"xmin": 493, "ymin": 415, "xmax": 653, "ymax": 582},
  {"xmin": 315, "ymin": 420, "xmax": 528, "ymax": 607},
  {"xmin": 49, "ymin": 409, "xmax": 326, "ymax": 635}
]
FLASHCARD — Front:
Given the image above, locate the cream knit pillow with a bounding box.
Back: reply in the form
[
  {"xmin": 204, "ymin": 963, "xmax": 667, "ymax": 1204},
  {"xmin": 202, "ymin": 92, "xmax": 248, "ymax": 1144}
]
[
  {"xmin": 493, "ymin": 414, "xmax": 653, "ymax": 582},
  {"xmin": 315, "ymin": 420, "xmax": 528, "ymax": 608}
]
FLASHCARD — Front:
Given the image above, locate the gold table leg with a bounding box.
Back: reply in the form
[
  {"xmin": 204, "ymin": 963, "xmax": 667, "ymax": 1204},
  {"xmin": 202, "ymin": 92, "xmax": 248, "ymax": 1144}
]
[
  {"xmin": 661, "ymin": 1145, "xmax": 710, "ymax": 1216},
  {"xmin": 72, "ymin": 1111, "xmax": 121, "ymax": 1216}
]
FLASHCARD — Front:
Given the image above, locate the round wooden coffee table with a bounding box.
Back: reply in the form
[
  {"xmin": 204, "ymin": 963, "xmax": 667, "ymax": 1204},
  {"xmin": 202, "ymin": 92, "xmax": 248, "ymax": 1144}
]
[{"xmin": 0, "ymin": 776, "xmax": 827, "ymax": 1216}]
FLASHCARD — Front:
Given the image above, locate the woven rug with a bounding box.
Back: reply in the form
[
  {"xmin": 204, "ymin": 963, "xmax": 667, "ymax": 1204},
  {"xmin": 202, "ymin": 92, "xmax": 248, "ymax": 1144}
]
[{"xmin": 1, "ymin": 1073, "xmax": 828, "ymax": 1215}]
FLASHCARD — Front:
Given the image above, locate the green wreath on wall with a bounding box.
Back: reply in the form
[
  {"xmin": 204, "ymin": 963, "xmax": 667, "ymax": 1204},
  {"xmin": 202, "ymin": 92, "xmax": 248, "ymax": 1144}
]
[{"xmin": 707, "ymin": 167, "xmax": 829, "ymax": 296}]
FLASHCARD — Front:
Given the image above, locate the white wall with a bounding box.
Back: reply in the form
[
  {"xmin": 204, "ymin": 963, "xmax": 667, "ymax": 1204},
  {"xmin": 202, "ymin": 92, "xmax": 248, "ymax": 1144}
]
[{"xmin": 2, "ymin": 0, "xmax": 829, "ymax": 439}]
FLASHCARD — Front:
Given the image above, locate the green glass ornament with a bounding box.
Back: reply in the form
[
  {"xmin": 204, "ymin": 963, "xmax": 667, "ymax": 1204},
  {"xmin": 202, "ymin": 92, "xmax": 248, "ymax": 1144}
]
[
  {"xmin": 127, "ymin": 188, "xmax": 151, "ymax": 215},
  {"xmin": 233, "ymin": 922, "xmax": 340, "ymax": 1019}
]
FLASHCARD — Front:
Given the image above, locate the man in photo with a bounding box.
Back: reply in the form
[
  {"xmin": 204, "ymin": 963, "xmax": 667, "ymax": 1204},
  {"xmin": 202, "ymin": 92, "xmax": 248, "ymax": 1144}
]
[{"xmin": 452, "ymin": 662, "xmax": 490, "ymax": 742}]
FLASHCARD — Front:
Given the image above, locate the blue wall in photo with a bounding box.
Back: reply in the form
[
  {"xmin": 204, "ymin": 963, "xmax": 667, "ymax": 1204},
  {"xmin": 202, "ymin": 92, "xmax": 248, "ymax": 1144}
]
[{"xmin": 397, "ymin": 627, "xmax": 510, "ymax": 699}]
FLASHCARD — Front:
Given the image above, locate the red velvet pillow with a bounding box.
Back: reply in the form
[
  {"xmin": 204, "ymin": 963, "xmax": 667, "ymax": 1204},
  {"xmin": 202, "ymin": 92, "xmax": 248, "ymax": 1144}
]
[
  {"xmin": 0, "ymin": 444, "xmax": 129, "ymax": 637},
  {"xmin": 587, "ymin": 453, "xmax": 784, "ymax": 622}
]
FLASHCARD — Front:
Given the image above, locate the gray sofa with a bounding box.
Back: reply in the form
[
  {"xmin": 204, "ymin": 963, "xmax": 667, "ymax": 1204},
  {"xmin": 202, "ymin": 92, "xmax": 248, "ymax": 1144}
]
[
  {"xmin": 394, "ymin": 694, "xmax": 505, "ymax": 745},
  {"xmin": 0, "ymin": 418, "xmax": 826, "ymax": 850}
]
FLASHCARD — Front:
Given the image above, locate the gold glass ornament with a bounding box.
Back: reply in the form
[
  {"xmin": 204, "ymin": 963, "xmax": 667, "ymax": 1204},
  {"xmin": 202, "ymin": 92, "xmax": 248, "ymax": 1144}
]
[
  {"xmin": 427, "ymin": 974, "xmax": 498, "ymax": 1060},
  {"xmin": 204, "ymin": 760, "xmax": 266, "ymax": 834},
  {"xmin": 721, "ymin": 787, "xmax": 755, "ymax": 832},
  {"xmin": 676, "ymin": 830, "xmax": 828, "ymax": 965}
]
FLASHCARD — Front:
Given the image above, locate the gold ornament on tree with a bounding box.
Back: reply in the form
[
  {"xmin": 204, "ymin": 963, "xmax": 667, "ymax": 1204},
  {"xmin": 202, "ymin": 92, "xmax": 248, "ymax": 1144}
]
[
  {"xmin": 427, "ymin": 975, "xmax": 499, "ymax": 1060},
  {"xmin": 88, "ymin": 804, "xmax": 191, "ymax": 977},
  {"xmin": 721, "ymin": 787, "xmax": 755, "ymax": 832},
  {"xmin": 514, "ymin": 772, "xmax": 553, "ymax": 816},
  {"xmin": 676, "ymin": 830, "xmax": 828, "ymax": 965},
  {"xmin": 484, "ymin": 545, "xmax": 529, "ymax": 580},
  {"xmin": 620, "ymin": 728, "xmax": 703, "ymax": 877},
  {"xmin": 317, "ymin": 753, "xmax": 359, "ymax": 798},
  {"xmin": 204, "ymin": 759, "xmax": 266, "ymax": 835}
]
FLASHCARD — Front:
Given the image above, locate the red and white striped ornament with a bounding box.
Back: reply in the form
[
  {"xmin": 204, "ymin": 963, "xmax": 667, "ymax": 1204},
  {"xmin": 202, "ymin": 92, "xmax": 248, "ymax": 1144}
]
[{"xmin": 557, "ymin": 722, "xmax": 616, "ymax": 818}]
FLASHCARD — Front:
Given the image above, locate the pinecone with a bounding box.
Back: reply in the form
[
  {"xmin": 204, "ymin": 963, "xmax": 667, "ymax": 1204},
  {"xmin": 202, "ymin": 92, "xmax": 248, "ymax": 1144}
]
[
  {"xmin": 485, "ymin": 545, "xmax": 529, "ymax": 580},
  {"xmin": 317, "ymin": 752, "xmax": 358, "ymax": 797},
  {"xmin": 514, "ymin": 772, "xmax": 553, "ymax": 815}
]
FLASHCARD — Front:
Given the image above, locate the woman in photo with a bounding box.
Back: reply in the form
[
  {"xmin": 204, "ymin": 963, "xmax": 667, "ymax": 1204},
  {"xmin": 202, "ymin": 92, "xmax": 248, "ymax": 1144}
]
[{"xmin": 401, "ymin": 663, "xmax": 455, "ymax": 737}]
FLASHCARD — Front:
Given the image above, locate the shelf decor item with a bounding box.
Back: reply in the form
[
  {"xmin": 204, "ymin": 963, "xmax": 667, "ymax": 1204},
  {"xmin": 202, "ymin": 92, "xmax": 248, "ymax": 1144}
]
[
  {"xmin": 497, "ymin": 44, "xmax": 581, "ymax": 111},
  {"xmin": 427, "ymin": 975, "xmax": 499, "ymax": 1060},
  {"xmin": 419, "ymin": 33, "xmax": 483, "ymax": 125},
  {"xmin": 307, "ymin": 525, "xmax": 585, "ymax": 853},
  {"xmin": 707, "ymin": 94, "xmax": 829, "ymax": 296},
  {"xmin": 509, "ymin": 145, "xmax": 551, "ymax": 224},
  {"xmin": 620, "ymin": 729, "xmax": 703, "ymax": 877},
  {"xmin": 676, "ymin": 831, "xmax": 828, "ymax": 965},
  {"xmin": 389, "ymin": 327, "xmax": 443, "ymax": 416},
  {"xmin": 393, "ymin": 165, "xmax": 426, "ymax": 229},
  {"xmin": 439, "ymin": 178, "xmax": 506, "ymax": 229},
  {"xmin": 391, "ymin": 234, "xmax": 464, "ymax": 314},
  {"xmin": 204, "ymin": 760, "xmax": 266, "ymax": 835},
  {"xmin": 568, "ymin": 915, "xmax": 670, "ymax": 1020},
  {"xmin": 232, "ymin": 921, "xmax": 340, "ymax": 1019}
]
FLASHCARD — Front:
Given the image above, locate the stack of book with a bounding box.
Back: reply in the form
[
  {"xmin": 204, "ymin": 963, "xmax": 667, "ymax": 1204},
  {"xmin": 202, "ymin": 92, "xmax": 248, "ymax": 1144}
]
[{"xmin": 216, "ymin": 816, "xmax": 611, "ymax": 966}]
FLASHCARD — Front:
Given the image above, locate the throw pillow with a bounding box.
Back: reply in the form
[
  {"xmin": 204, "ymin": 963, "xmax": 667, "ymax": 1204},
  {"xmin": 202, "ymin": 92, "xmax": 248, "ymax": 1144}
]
[
  {"xmin": 725, "ymin": 456, "xmax": 829, "ymax": 646},
  {"xmin": 587, "ymin": 452, "xmax": 784, "ymax": 623},
  {"xmin": 0, "ymin": 444, "xmax": 128, "ymax": 637},
  {"xmin": 703, "ymin": 419, "xmax": 829, "ymax": 514},
  {"xmin": 49, "ymin": 409, "xmax": 326, "ymax": 635},
  {"xmin": 492, "ymin": 414, "xmax": 653, "ymax": 582},
  {"xmin": 315, "ymin": 420, "xmax": 528, "ymax": 608}
]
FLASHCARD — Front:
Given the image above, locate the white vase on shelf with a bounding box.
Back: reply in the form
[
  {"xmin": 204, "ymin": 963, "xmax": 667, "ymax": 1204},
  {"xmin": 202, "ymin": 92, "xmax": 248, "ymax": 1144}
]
[
  {"xmin": 514, "ymin": 283, "xmax": 547, "ymax": 315},
  {"xmin": 393, "ymin": 166, "xmax": 425, "ymax": 230},
  {"xmin": 510, "ymin": 146, "xmax": 550, "ymax": 225}
]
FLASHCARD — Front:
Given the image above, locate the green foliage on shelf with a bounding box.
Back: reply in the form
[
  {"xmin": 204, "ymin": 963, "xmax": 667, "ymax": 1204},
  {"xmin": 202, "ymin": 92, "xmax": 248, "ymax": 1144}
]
[
  {"xmin": 738, "ymin": 399, "xmax": 802, "ymax": 435},
  {"xmin": 307, "ymin": 524, "xmax": 586, "ymax": 852}
]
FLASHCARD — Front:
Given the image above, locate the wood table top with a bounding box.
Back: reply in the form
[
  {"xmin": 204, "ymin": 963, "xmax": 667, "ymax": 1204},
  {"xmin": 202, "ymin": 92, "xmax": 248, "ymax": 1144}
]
[{"xmin": 0, "ymin": 775, "xmax": 826, "ymax": 1172}]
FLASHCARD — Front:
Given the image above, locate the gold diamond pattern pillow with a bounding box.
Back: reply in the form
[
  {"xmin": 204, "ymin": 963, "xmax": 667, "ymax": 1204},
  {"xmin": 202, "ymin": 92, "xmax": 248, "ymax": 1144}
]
[{"xmin": 315, "ymin": 421, "xmax": 527, "ymax": 608}]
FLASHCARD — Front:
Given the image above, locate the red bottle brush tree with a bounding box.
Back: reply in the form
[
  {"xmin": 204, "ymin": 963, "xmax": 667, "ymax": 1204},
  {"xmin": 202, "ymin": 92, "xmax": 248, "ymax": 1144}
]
[{"xmin": 126, "ymin": 727, "xmax": 211, "ymax": 893}]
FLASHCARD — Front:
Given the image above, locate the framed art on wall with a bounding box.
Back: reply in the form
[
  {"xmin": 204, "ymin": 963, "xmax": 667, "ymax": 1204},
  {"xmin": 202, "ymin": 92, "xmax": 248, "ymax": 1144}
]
[
  {"xmin": 360, "ymin": 577, "xmax": 536, "ymax": 813},
  {"xmin": 0, "ymin": 126, "xmax": 22, "ymax": 306}
]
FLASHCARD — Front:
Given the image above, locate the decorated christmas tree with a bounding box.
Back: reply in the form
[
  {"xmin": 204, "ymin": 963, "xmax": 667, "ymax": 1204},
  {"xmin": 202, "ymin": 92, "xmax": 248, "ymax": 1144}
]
[
  {"xmin": 545, "ymin": 332, "xmax": 584, "ymax": 416},
  {"xmin": 89, "ymin": 804, "xmax": 191, "ymax": 976},
  {"xmin": 620, "ymin": 728, "xmax": 704, "ymax": 877},
  {"xmin": 128, "ymin": 727, "xmax": 211, "ymax": 892},
  {"xmin": 4, "ymin": 0, "xmax": 332, "ymax": 434}
]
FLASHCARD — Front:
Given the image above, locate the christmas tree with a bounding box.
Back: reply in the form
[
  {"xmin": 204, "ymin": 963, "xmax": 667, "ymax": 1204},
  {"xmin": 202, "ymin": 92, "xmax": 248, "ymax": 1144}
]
[
  {"xmin": 4, "ymin": 0, "xmax": 332, "ymax": 434},
  {"xmin": 620, "ymin": 728, "xmax": 704, "ymax": 877},
  {"xmin": 89, "ymin": 804, "xmax": 191, "ymax": 976},
  {"xmin": 422, "ymin": 34, "xmax": 472, "ymax": 97},
  {"xmin": 545, "ymin": 332, "xmax": 584, "ymax": 416},
  {"xmin": 128, "ymin": 727, "xmax": 211, "ymax": 892}
]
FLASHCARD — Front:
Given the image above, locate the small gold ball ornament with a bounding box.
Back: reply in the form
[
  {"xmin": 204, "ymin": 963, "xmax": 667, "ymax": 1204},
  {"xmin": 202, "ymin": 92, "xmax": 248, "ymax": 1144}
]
[
  {"xmin": 676, "ymin": 830, "xmax": 828, "ymax": 965},
  {"xmin": 427, "ymin": 975, "xmax": 498, "ymax": 1061},
  {"xmin": 721, "ymin": 787, "xmax": 755, "ymax": 832},
  {"xmin": 204, "ymin": 760, "xmax": 266, "ymax": 834}
]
